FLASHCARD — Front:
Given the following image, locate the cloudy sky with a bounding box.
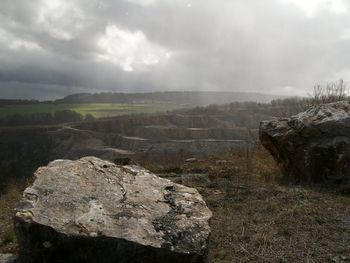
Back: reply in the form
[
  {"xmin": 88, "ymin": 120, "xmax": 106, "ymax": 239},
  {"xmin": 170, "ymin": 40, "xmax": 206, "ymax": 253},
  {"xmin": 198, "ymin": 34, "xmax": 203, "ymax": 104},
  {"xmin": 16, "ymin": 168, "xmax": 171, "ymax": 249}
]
[{"xmin": 0, "ymin": 0, "xmax": 350, "ymax": 99}]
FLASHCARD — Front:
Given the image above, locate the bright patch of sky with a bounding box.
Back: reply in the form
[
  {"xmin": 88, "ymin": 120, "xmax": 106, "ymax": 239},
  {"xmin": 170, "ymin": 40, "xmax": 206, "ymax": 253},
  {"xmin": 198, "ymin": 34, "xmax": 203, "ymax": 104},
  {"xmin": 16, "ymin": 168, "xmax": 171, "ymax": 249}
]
[
  {"xmin": 126, "ymin": 0, "xmax": 157, "ymax": 7},
  {"xmin": 0, "ymin": 28, "xmax": 41, "ymax": 51},
  {"xmin": 36, "ymin": 0, "xmax": 85, "ymax": 40},
  {"xmin": 281, "ymin": 0, "xmax": 348, "ymax": 17},
  {"xmin": 97, "ymin": 25, "xmax": 171, "ymax": 71}
]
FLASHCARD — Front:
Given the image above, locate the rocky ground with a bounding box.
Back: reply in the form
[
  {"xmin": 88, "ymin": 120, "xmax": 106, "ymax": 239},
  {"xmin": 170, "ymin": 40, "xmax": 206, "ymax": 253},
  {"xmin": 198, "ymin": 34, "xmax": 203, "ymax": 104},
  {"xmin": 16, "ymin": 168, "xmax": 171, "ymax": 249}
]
[{"xmin": 1, "ymin": 147, "xmax": 350, "ymax": 262}]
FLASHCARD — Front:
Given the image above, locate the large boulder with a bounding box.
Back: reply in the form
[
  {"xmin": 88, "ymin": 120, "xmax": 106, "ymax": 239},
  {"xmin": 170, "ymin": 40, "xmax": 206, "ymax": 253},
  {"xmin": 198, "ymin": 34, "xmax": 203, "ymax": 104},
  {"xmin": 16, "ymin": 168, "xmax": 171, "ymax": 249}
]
[
  {"xmin": 14, "ymin": 157, "xmax": 212, "ymax": 263},
  {"xmin": 0, "ymin": 254, "xmax": 17, "ymax": 263},
  {"xmin": 260, "ymin": 101, "xmax": 350, "ymax": 184}
]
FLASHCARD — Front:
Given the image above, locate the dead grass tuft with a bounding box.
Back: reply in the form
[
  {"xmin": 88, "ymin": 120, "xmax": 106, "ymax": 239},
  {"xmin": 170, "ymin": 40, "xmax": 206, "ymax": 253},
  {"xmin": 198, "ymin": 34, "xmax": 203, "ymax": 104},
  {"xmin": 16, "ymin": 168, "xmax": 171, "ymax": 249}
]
[{"xmin": 0, "ymin": 181, "xmax": 25, "ymax": 253}]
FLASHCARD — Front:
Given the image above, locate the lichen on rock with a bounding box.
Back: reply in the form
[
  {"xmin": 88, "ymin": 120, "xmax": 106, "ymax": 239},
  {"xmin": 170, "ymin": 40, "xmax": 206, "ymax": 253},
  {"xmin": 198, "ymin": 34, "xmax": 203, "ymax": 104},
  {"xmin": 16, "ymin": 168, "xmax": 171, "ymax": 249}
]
[
  {"xmin": 14, "ymin": 157, "xmax": 212, "ymax": 263},
  {"xmin": 260, "ymin": 100, "xmax": 350, "ymax": 186}
]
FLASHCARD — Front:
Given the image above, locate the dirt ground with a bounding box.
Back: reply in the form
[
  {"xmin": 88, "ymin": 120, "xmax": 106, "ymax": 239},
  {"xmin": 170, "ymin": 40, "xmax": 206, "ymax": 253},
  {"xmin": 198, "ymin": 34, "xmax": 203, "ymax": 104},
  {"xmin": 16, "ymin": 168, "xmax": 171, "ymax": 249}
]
[{"xmin": 1, "ymin": 147, "xmax": 350, "ymax": 262}]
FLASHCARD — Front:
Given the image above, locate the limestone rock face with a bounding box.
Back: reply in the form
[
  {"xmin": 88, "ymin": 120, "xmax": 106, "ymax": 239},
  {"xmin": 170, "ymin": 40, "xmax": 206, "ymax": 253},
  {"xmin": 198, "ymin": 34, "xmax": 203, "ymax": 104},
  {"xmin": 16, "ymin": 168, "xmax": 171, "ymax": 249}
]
[
  {"xmin": 14, "ymin": 157, "xmax": 212, "ymax": 263},
  {"xmin": 260, "ymin": 101, "xmax": 350, "ymax": 184}
]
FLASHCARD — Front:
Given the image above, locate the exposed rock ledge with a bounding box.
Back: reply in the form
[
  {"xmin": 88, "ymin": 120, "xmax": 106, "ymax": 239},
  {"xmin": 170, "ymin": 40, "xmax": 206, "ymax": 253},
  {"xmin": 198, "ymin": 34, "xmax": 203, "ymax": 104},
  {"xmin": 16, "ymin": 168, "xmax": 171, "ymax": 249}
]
[
  {"xmin": 14, "ymin": 157, "xmax": 212, "ymax": 263},
  {"xmin": 260, "ymin": 100, "xmax": 350, "ymax": 185}
]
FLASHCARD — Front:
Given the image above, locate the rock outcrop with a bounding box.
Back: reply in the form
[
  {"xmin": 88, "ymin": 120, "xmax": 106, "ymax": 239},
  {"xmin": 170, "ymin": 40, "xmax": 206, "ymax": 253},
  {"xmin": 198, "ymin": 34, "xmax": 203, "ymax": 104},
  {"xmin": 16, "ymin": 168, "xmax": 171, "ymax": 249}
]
[
  {"xmin": 260, "ymin": 101, "xmax": 350, "ymax": 184},
  {"xmin": 0, "ymin": 254, "xmax": 17, "ymax": 263},
  {"xmin": 14, "ymin": 157, "xmax": 212, "ymax": 263}
]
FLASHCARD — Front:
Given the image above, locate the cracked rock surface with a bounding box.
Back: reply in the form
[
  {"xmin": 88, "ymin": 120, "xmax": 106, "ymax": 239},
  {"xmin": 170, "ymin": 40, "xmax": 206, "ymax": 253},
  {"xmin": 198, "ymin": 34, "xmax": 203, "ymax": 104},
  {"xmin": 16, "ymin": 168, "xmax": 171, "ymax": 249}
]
[
  {"xmin": 14, "ymin": 157, "xmax": 212, "ymax": 263},
  {"xmin": 260, "ymin": 101, "xmax": 350, "ymax": 185}
]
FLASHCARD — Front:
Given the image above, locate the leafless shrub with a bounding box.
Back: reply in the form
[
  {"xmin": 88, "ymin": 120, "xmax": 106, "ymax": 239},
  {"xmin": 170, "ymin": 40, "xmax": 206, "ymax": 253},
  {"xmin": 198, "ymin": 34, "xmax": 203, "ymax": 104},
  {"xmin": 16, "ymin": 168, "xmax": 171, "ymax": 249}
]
[{"xmin": 304, "ymin": 79, "xmax": 349, "ymax": 109}]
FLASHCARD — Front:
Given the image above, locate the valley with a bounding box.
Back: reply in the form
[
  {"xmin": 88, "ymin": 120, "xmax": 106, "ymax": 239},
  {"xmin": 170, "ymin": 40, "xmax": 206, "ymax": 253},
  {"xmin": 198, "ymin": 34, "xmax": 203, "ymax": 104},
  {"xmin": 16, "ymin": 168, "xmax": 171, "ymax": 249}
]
[
  {"xmin": 2, "ymin": 95, "xmax": 350, "ymax": 262},
  {"xmin": 0, "ymin": 99, "xmax": 298, "ymax": 192}
]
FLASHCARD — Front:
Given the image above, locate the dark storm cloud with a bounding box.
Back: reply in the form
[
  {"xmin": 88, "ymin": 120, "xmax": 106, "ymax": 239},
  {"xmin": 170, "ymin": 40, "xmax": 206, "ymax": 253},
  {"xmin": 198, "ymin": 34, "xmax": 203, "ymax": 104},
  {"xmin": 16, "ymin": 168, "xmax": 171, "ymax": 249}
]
[{"xmin": 0, "ymin": 0, "xmax": 350, "ymax": 99}]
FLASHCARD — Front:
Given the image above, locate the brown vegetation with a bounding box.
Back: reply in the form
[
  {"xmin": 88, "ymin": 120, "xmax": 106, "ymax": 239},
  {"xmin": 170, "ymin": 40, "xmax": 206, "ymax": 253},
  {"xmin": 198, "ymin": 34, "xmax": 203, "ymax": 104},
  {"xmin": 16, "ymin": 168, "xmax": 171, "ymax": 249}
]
[
  {"xmin": 0, "ymin": 182, "xmax": 25, "ymax": 254},
  {"xmin": 143, "ymin": 146, "xmax": 350, "ymax": 262},
  {"xmin": 305, "ymin": 79, "xmax": 349, "ymax": 107},
  {"xmin": 1, "ymin": 146, "xmax": 350, "ymax": 261}
]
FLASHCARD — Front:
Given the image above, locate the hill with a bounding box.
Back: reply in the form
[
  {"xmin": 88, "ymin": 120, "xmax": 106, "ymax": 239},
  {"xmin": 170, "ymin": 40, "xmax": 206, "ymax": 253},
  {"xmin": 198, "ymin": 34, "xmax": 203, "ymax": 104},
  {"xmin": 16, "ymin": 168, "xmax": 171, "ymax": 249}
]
[{"xmin": 55, "ymin": 91, "xmax": 285, "ymax": 106}]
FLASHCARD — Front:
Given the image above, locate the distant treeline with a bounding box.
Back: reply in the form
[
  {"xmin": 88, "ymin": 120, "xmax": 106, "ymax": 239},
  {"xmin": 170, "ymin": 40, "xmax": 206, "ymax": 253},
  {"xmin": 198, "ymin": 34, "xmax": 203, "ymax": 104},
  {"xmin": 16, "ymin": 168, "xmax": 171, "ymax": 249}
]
[
  {"xmin": 55, "ymin": 91, "xmax": 284, "ymax": 106},
  {"xmin": 0, "ymin": 110, "xmax": 94, "ymax": 127},
  {"xmin": 176, "ymin": 97, "xmax": 305, "ymax": 129},
  {"xmin": 0, "ymin": 91, "xmax": 284, "ymax": 110},
  {"xmin": 0, "ymin": 99, "xmax": 39, "ymax": 107}
]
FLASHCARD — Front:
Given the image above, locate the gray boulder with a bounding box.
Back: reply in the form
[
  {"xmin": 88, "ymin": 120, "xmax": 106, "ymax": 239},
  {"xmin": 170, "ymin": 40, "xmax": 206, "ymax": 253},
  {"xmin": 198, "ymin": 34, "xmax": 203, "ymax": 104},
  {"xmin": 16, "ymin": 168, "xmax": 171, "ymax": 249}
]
[
  {"xmin": 0, "ymin": 254, "xmax": 17, "ymax": 263},
  {"xmin": 14, "ymin": 157, "xmax": 212, "ymax": 263},
  {"xmin": 260, "ymin": 101, "xmax": 350, "ymax": 184}
]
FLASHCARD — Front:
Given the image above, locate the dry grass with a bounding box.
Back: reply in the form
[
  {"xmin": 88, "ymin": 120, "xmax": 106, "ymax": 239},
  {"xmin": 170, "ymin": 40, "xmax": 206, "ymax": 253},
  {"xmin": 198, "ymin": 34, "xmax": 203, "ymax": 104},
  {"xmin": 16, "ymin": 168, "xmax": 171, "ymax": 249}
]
[
  {"xmin": 0, "ymin": 182, "xmax": 25, "ymax": 253},
  {"xmin": 147, "ymin": 146, "xmax": 350, "ymax": 262},
  {"xmin": 206, "ymin": 184, "xmax": 350, "ymax": 262}
]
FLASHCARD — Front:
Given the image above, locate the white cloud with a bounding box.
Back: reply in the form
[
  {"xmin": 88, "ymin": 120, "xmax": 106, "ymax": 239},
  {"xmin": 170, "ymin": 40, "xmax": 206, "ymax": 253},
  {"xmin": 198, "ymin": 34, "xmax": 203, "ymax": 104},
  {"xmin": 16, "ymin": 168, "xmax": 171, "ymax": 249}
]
[
  {"xmin": 281, "ymin": 0, "xmax": 348, "ymax": 17},
  {"xmin": 9, "ymin": 40, "xmax": 41, "ymax": 51},
  {"xmin": 97, "ymin": 25, "xmax": 171, "ymax": 71},
  {"xmin": 2, "ymin": 0, "xmax": 350, "ymax": 98},
  {"xmin": 333, "ymin": 68, "xmax": 350, "ymax": 81},
  {"xmin": 340, "ymin": 28, "xmax": 350, "ymax": 40},
  {"xmin": 126, "ymin": 0, "xmax": 157, "ymax": 7},
  {"xmin": 36, "ymin": 0, "xmax": 85, "ymax": 40},
  {"xmin": 125, "ymin": 0, "xmax": 190, "ymax": 8},
  {"xmin": 0, "ymin": 28, "xmax": 41, "ymax": 51}
]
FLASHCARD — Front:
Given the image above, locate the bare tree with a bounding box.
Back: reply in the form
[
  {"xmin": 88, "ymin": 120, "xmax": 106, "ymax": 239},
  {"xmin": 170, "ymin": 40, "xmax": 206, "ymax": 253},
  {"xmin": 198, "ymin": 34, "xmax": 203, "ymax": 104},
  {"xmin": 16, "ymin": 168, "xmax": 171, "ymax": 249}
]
[{"xmin": 305, "ymin": 79, "xmax": 349, "ymax": 108}]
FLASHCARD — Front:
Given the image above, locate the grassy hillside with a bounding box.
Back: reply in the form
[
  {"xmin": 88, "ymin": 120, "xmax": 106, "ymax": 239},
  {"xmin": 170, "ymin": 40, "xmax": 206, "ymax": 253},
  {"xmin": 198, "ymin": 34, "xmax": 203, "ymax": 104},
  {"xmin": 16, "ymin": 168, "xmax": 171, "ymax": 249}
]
[{"xmin": 0, "ymin": 103, "xmax": 183, "ymax": 118}]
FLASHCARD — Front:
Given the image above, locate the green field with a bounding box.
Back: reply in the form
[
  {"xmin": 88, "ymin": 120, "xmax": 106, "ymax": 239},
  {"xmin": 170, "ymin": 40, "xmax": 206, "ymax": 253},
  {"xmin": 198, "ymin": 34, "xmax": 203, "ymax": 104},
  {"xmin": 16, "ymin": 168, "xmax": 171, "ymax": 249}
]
[{"xmin": 0, "ymin": 103, "xmax": 184, "ymax": 118}]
